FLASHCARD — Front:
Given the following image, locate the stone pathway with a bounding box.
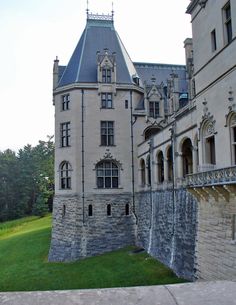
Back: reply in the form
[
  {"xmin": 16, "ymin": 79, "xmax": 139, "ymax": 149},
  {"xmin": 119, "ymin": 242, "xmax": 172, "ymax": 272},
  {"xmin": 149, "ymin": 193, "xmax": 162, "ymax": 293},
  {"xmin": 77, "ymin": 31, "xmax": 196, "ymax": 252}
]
[{"xmin": 0, "ymin": 281, "xmax": 236, "ymax": 305}]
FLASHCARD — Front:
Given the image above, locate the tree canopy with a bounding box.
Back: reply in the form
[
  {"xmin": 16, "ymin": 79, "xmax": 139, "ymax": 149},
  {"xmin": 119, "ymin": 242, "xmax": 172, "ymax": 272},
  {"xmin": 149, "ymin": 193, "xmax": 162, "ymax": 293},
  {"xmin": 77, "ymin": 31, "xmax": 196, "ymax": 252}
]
[{"xmin": 0, "ymin": 137, "xmax": 54, "ymax": 221}]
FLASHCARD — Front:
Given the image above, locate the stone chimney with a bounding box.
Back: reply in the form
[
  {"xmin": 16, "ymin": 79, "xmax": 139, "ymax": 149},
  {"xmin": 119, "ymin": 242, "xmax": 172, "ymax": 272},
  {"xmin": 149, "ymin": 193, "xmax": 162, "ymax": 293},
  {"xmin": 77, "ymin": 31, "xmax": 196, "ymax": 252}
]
[{"xmin": 53, "ymin": 56, "xmax": 59, "ymax": 90}]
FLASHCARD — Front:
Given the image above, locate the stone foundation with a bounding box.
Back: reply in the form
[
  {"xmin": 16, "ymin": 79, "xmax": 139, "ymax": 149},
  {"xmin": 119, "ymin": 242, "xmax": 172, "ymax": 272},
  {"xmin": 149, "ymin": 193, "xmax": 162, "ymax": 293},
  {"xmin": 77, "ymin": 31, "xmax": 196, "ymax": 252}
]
[{"xmin": 48, "ymin": 193, "xmax": 136, "ymax": 262}]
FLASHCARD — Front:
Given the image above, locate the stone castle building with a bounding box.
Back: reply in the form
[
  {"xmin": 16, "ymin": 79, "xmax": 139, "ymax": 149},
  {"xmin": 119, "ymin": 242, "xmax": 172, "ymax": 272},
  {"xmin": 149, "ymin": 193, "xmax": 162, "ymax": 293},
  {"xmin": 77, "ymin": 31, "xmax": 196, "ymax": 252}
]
[{"xmin": 49, "ymin": 0, "xmax": 236, "ymax": 281}]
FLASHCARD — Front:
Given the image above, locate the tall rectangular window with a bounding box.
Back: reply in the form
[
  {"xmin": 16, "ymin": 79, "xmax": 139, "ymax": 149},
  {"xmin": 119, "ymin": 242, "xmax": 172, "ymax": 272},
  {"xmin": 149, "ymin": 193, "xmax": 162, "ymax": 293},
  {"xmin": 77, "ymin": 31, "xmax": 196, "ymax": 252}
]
[
  {"xmin": 102, "ymin": 68, "xmax": 111, "ymax": 83},
  {"xmin": 223, "ymin": 2, "xmax": 232, "ymax": 45},
  {"xmin": 101, "ymin": 93, "xmax": 113, "ymax": 108},
  {"xmin": 231, "ymin": 126, "xmax": 236, "ymax": 164},
  {"xmin": 232, "ymin": 214, "xmax": 236, "ymax": 241},
  {"xmin": 149, "ymin": 101, "xmax": 160, "ymax": 118},
  {"xmin": 62, "ymin": 94, "xmax": 70, "ymax": 111},
  {"xmin": 211, "ymin": 29, "xmax": 217, "ymax": 52},
  {"xmin": 101, "ymin": 121, "xmax": 114, "ymax": 146},
  {"xmin": 60, "ymin": 122, "xmax": 71, "ymax": 147}
]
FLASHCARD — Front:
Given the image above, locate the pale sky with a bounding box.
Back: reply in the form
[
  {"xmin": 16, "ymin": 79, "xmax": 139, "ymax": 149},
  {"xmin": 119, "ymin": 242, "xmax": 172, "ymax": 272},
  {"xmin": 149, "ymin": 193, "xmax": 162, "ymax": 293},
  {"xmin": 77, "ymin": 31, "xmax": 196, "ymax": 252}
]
[{"xmin": 0, "ymin": 0, "xmax": 192, "ymax": 152}]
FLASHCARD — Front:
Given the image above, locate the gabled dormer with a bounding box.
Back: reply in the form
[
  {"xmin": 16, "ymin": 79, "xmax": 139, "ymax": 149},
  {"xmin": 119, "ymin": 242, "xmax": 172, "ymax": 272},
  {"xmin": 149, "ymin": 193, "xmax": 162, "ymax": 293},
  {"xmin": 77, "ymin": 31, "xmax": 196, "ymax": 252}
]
[
  {"xmin": 97, "ymin": 49, "xmax": 116, "ymax": 84},
  {"xmin": 145, "ymin": 78, "xmax": 165, "ymax": 122},
  {"xmin": 97, "ymin": 49, "xmax": 117, "ymax": 95}
]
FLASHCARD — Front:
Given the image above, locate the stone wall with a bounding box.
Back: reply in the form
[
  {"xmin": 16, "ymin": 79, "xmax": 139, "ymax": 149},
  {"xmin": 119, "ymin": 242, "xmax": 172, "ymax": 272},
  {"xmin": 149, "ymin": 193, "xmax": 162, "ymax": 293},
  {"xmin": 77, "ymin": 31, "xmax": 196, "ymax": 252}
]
[
  {"xmin": 136, "ymin": 188, "xmax": 197, "ymax": 280},
  {"xmin": 49, "ymin": 193, "xmax": 136, "ymax": 262},
  {"xmin": 196, "ymin": 196, "xmax": 236, "ymax": 280}
]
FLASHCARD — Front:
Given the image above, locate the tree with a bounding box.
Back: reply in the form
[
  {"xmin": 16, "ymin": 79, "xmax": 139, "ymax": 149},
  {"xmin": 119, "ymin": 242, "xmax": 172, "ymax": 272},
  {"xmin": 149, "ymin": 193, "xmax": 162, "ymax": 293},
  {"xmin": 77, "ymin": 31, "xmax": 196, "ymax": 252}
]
[{"xmin": 0, "ymin": 136, "xmax": 54, "ymax": 222}]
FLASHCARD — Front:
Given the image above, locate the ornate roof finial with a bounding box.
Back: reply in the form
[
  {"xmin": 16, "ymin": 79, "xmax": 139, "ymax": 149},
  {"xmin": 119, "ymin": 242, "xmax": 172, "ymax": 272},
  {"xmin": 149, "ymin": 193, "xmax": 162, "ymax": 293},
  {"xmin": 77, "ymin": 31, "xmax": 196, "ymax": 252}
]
[
  {"xmin": 111, "ymin": 2, "xmax": 114, "ymax": 19},
  {"xmin": 86, "ymin": 0, "xmax": 89, "ymax": 17}
]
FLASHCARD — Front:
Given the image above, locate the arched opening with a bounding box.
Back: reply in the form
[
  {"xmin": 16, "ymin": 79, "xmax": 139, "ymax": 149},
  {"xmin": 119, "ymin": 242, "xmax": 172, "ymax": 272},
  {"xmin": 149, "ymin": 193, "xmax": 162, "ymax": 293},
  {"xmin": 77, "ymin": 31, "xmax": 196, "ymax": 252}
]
[
  {"xmin": 202, "ymin": 121, "xmax": 216, "ymax": 166},
  {"xmin": 147, "ymin": 155, "xmax": 151, "ymax": 185},
  {"xmin": 157, "ymin": 151, "xmax": 164, "ymax": 183},
  {"xmin": 182, "ymin": 138, "xmax": 193, "ymax": 176},
  {"xmin": 166, "ymin": 146, "xmax": 173, "ymax": 181},
  {"xmin": 144, "ymin": 127, "xmax": 161, "ymax": 141},
  {"xmin": 140, "ymin": 159, "xmax": 146, "ymax": 186}
]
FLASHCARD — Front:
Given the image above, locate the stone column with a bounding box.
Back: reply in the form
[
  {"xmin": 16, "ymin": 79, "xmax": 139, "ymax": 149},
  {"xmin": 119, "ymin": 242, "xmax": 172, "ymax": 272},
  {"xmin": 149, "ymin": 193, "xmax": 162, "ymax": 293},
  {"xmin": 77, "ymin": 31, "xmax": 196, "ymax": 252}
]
[
  {"xmin": 164, "ymin": 157, "xmax": 168, "ymax": 182},
  {"xmin": 192, "ymin": 146, "xmax": 198, "ymax": 173},
  {"xmin": 176, "ymin": 152, "xmax": 183, "ymax": 179}
]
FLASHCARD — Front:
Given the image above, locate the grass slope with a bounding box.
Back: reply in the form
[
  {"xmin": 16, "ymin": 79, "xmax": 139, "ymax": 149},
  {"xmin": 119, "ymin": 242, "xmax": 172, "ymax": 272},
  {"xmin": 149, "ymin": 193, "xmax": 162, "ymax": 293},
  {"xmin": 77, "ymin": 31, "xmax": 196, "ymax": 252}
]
[{"xmin": 0, "ymin": 215, "xmax": 186, "ymax": 291}]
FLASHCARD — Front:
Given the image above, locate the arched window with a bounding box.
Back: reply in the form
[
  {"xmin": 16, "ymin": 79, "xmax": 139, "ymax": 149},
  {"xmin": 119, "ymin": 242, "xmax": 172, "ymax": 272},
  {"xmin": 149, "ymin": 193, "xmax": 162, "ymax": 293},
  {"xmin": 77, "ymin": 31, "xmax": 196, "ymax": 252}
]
[
  {"xmin": 107, "ymin": 204, "xmax": 111, "ymax": 216},
  {"xmin": 140, "ymin": 159, "xmax": 146, "ymax": 186},
  {"xmin": 60, "ymin": 161, "xmax": 72, "ymax": 189},
  {"xmin": 202, "ymin": 121, "xmax": 216, "ymax": 166},
  {"xmin": 125, "ymin": 203, "xmax": 130, "ymax": 216},
  {"xmin": 147, "ymin": 155, "xmax": 151, "ymax": 185},
  {"xmin": 157, "ymin": 151, "xmax": 164, "ymax": 183},
  {"xmin": 182, "ymin": 138, "xmax": 193, "ymax": 176},
  {"xmin": 88, "ymin": 204, "xmax": 93, "ymax": 217},
  {"xmin": 229, "ymin": 114, "xmax": 236, "ymax": 165},
  {"xmin": 96, "ymin": 161, "xmax": 119, "ymax": 188},
  {"xmin": 166, "ymin": 146, "xmax": 173, "ymax": 181}
]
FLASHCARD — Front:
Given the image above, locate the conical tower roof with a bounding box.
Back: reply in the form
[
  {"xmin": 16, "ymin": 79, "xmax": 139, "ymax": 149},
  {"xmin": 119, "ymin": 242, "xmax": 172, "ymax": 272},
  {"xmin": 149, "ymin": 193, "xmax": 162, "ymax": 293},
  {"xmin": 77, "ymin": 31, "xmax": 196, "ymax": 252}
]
[{"xmin": 58, "ymin": 13, "xmax": 139, "ymax": 87}]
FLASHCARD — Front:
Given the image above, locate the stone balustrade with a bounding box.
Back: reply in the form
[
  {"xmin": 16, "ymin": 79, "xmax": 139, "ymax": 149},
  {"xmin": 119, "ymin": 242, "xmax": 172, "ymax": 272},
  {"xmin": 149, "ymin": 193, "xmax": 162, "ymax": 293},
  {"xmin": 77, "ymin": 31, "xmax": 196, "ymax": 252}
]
[{"xmin": 185, "ymin": 165, "xmax": 236, "ymax": 187}]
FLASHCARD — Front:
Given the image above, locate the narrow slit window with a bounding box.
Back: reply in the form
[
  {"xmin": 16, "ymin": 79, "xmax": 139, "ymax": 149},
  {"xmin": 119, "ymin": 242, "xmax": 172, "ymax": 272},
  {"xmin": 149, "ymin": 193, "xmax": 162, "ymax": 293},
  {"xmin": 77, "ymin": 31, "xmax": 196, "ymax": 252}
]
[
  {"xmin": 232, "ymin": 214, "xmax": 236, "ymax": 240},
  {"xmin": 62, "ymin": 205, "xmax": 66, "ymax": 217},
  {"xmin": 211, "ymin": 29, "xmax": 217, "ymax": 52},
  {"xmin": 107, "ymin": 204, "xmax": 111, "ymax": 216},
  {"xmin": 88, "ymin": 204, "xmax": 93, "ymax": 217},
  {"xmin": 125, "ymin": 203, "xmax": 130, "ymax": 216}
]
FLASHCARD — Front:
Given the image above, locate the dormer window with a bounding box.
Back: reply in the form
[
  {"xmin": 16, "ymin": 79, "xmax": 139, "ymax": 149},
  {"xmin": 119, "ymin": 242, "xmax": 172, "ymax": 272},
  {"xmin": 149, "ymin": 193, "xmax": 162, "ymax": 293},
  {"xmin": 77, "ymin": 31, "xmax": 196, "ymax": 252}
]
[
  {"xmin": 149, "ymin": 101, "xmax": 160, "ymax": 118},
  {"xmin": 102, "ymin": 68, "xmax": 111, "ymax": 83}
]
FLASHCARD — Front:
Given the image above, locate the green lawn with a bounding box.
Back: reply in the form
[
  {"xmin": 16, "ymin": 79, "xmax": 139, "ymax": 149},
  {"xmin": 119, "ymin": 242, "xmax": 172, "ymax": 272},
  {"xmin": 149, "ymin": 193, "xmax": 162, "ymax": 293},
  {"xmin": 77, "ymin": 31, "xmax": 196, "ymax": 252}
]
[{"xmin": 0, "ymin": 215, "xmax": 186, "ymax": 291}]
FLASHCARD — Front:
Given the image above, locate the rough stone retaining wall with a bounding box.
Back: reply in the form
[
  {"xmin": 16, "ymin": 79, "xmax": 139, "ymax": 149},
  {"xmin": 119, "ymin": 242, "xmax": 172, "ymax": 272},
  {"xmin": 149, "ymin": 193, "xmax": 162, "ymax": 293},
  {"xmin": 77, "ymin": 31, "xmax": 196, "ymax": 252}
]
[
  {"xmin": 196, "ymin": 196, "xmax": 236, "ymax": 280},
  {"xmin": 135, "ymin": 189, "xmax": 197, "ymax": 280}
]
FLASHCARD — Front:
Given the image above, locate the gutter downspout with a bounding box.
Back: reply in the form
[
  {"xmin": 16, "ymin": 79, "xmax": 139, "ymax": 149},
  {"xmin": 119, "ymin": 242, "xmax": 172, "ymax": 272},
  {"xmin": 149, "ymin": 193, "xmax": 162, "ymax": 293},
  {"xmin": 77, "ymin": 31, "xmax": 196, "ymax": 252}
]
[
  {"xmin": 148, "ymin": 137, "xmax": 154, "ymax": 254},
  {"xmin": 81, "ymin": 89, "xmax": 85, "ymax": 224},
  {"xmin": 130, "ymin": 90, "xmax": 138, "ymax": 225},
  {"xmin": 170, "ymin": 121, "xmax": 177, "ymax": 267}
]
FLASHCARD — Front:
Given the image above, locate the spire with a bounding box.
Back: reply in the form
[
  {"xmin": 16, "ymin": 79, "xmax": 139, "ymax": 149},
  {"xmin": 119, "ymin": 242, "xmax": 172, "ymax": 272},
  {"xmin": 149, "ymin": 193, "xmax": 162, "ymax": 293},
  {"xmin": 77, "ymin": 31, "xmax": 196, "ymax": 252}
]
[
  {"xmin": 111, "ymin": 2, "xmax": 114, "ymax": 19},
  {"xmin": 86, "ymin": 0, "xmax": 89, "ymax": 18}
]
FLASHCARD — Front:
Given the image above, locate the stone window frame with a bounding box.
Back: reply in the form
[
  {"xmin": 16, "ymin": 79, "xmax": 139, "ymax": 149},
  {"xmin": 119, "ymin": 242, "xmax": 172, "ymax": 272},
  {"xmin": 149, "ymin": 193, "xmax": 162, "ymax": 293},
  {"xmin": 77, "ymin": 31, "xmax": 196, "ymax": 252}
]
[
  {"xmin": 100, "ymin": 121, "xmax": 115, "ymax": 146},
  {"xmin": 60, "ymin": 122, "xmax": 71, "ymax": 147},
  {"xmin": 101, "ymin": 93, "xmax": 113, "ymax": 109},
  {"xmin": 200, "ymin": 119, "xmax": 216, "ymax": 166},
  {"xmin": 96, "ymin": 160, "xmax": 119, "ymax": 189},
  {"xmin": 61, "ymin": 94, "xmax": 70, "ymax": 111},
  {"xmin": 102, "ymin": 68, "xmax": 112, "ymax": 83},
  {"xmin": 149, "ymin": 101, "xmax": 160, "ymax": 118},
  {"xmin": 59, "ymin": 161, "xmax": 72, "ymax": 190},
  {"xmin": 222, "ymin": 1, "xmax": 232, "ymax": 45}
]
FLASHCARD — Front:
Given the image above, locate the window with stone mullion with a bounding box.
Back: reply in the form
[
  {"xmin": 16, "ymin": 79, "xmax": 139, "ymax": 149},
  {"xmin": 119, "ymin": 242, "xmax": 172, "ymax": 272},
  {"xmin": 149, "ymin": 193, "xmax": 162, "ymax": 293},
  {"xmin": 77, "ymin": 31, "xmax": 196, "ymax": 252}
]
[
  {"xmin": 101, "ymin": 93, "xmax": 112, "ymax": 108},
  {"xmin": 101, "ymin": 121, "xmax": 114, "ymax": 146},
  {"xmin": 60, "ymin": 122, "xmax": 70, "ymax": 147},
  {"xmin": 149, "ymin": 101, "xmax": 160, "ymax": 118},
  {"xmin": 96, "ymin": 161, "xmax": 119, "ymax": 188}
]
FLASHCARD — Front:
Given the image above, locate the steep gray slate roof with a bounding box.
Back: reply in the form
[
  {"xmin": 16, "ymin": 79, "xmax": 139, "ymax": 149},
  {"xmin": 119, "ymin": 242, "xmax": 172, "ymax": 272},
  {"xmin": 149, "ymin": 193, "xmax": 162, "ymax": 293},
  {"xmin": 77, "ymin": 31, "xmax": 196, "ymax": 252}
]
[
  {"xmin": 58, "ymin": 18, "xmax": 138, "ymax": 87},
  {"xmin": 134, "ymin": 62, "xmax": 188, "ymax": 93}
]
